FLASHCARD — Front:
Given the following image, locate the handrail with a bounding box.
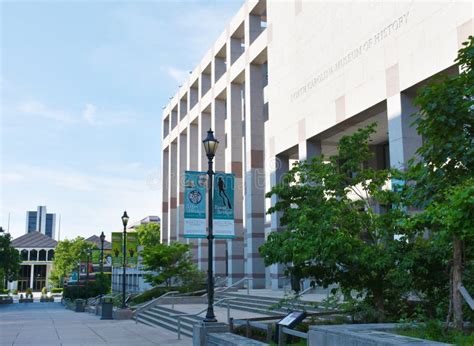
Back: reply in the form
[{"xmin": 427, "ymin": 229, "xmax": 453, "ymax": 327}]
[
  {"xmin": 294, "ymin": 285, "xmax": 315, "ymax": 299},
  {"xmin": 133, "ymin": 290, "xmax": 179, "ymax": 322},
  {"xmin": 212, "ymin": 277, "xmax": 252, "ymax": 296},
  {"xmin": 170, "ymin": 297, "xmax": 238, "ymax": 339}
]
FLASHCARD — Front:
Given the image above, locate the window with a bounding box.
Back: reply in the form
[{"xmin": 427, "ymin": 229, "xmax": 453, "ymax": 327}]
[
  {"xmin": 39, "ymin": 249, "xmax": 46, "ymax": 261},
  {"xmin": 29, "ymin": 249, "xmax": 37, "ymax": 261},
  {"xmin": 21, "ymin": 249, "xmax": 28, "ymax": 261}
]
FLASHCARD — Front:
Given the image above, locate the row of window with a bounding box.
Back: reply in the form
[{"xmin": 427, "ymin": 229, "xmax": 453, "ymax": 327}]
[{"xmin": 20, "ymin": 249, "xmax": 54, "ymax": 261}]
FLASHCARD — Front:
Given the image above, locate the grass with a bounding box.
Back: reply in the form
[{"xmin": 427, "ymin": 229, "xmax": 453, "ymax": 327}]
[{"xmin": 395, "ymin": 320, "xmax": 474, "ymax": 345}]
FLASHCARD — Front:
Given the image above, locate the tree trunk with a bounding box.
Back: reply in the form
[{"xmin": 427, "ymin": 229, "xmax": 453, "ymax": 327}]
[
  {"xmin": 373, "ymin": 288, "xmax": 385, "ymax": 322},
  {"xmin": 452, "ymin": 235, "xmax": 463, "ymax": 330}
]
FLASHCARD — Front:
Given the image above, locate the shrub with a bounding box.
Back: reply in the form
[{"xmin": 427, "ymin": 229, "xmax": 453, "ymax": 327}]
[
  {"xmin": 51, "ymin": 288, "xmax": 63, "ymax": 293},
  {"xmin": 63, "ymin": 273, "xmax": 111, "ymax": 300},
  {"xmin": 41, "ymin": 287, "xmax": 47, "ymax": 295},
  {"xmin": 12, "ymin": 289, "xmax": 18, "ymax": 295},
  {"xmin": 25, "ymin": 288, "xmax": 32, "ymax": 297}
]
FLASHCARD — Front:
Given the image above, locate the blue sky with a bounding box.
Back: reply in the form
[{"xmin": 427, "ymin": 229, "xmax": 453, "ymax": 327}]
[{"xmin": 1, "ymin": 0, "xmax": 242, "ymax": 240}]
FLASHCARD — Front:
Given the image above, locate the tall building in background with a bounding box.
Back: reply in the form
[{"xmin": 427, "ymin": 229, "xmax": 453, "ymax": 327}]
[{"xmin": 25, "ymin": 206, "xmax": 56, "ymax": 239}]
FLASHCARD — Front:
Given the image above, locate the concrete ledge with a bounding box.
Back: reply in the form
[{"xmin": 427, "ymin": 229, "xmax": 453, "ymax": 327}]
[
  {"xmin": 207, "ymin": 332, "xmax": 268, "ymax": 345},
  {"xmin": 113, "ymin": 308, "xmax": 133, "ymax": 320},
  {"xmin": 308, "ymin": 324, "xmax": 450, "ymax": 345}
]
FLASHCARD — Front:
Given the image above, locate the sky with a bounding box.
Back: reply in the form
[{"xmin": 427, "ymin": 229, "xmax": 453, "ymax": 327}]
[{"xmin": 0, "ymin": 0, "xmax": 243, "ymax": 240}]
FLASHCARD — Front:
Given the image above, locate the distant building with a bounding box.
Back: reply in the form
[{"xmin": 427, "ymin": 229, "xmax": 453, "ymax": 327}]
[
  {"xmin": 129, "ymin": 215, "xmax": 160, "ymax": 229},
  {"xmin": 25, "ymin": 206, "xmax": 56, "ymax": 239},
  {"xmin": 9, "ymin": 231, "xmax": 57, "ymax": 292}
]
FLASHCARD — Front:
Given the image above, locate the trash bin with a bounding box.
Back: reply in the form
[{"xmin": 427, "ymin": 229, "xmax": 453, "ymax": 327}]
[
  {"xmin": 101, "ymin": 296, "xmax": 114, "ymax": 320},
  {"xmin": 75, "ymin": 299, "xmax": 85, "ymax": 312}
]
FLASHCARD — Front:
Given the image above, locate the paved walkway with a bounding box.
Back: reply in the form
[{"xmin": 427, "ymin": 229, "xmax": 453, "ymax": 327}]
[{"xmin": 0, "ymin": 303, "xmax": 191, "ymax": 346}]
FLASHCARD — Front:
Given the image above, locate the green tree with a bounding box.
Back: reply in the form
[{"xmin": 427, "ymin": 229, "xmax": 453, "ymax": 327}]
[
  {"xmin": 260, "ymin": 124, "xmax": 415, "ymax": 321},
  {"xmin": 136, "ymin": 222, "xmax": 161, "ymax": 248},
  {"xmin": 49, "ymin": 237, "xmax": 96, "ymax": 287},
  {"xmin": 142, "ymin": 241, "xmax": 202, "ymax": 288},
  {"xmin": 0, "ymin": 232, "xmax": 20, "ymax": 289},
  {"xmin": 409, "ymin": 36, "xmax": 474, "ymax": 330}
]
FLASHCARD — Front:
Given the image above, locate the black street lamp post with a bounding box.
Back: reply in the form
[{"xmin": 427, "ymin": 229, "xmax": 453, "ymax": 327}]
[
  {"xmin": 121, "ymin": 211, "xmax": 129, "ymax": 309},
  {"xmin": 202, "ymin": 129, "xmax": 219, "ymax": 322},
  {"xmin": 86, "ymin": 248, "xmax": 92, "ymax": 287},
  {"xmin": 100, "ymin": 232, "xmax": 105, "ymax": 274}
]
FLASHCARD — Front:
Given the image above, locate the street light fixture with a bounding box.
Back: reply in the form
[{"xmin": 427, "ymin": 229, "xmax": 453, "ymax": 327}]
[
  {"xmin": 99, "ymin": 232, "xmax": 105, "ymax": 274},
  {"xmin": 121, "ymin": 211, "xmax": 129, "ymax": 309},
  {"xmin": 202, "ymin": 129, "xmax": 219, "ymax": 322},
  {"xmin": 86, "ymin": 248, "xmax": 92, "ymax": 287}
]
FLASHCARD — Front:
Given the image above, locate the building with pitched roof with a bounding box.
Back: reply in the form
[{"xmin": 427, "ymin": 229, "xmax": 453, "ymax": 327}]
[{"xmin": 9, "ymin": 231, "xmax": 57, "ymax": 292}]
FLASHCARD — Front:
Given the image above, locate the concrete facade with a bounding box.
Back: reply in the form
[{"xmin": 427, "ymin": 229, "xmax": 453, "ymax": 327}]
[{"xmin": 160, "ymin": 0, "xmax": 473, "ymax": 288}]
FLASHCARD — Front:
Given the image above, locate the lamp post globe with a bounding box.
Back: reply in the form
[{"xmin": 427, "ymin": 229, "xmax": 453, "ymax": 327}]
[
  {"xmin": 202, "ymin": 128, "xmax": 219, "ymax": 322},
  {"xmin": 121, "ymin": 211, "xmax": 129, "ymax": 309}
]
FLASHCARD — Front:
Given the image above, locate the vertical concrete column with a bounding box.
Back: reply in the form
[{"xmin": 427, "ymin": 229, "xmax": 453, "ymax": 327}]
[
  {"xmin": 187, "ymin": 122, "xmax": 200, "ymax": 263},
  {"xmin": 268, "ymin": 153, "xmax": 290, "ymax": 289},
  {"xmin": 30, "ymin": 264, "xmax": 34, "ymax": 289},
  {"xmin": 244, "ymin": 63, "xmax": 266, "ymax": 288},
  {"xmin": 387, "ymin": 92, "xmax": 421, "ymax": 169},
  {"xmin": 198, "ymin": 113, "xmax": 211, "ymax": 271},
  {"xmin": 161, "ymin": 148, "xmax": 169, "ymax": 244},
  {"xmin": 212, "ymin": 98, "xmax": 227, "ymax": 278},
  {"xmin": 298, "ymin": 139, "xmax": 322, "ymax": 161},
  {"xmin": 177, "ymin": 132, "xmax": 187, "ymax": 242},
  {"xmin": 168, "ymin": 140, "xmax": 178, "ymax": 243},
  {"xmin": 226, "ymin": 82, "xmax": 245, "ymax": 285}
]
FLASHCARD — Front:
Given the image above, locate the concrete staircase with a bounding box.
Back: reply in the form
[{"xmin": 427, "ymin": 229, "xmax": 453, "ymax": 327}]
[
  {"xmin": 135, "ymin": 305, "xmax": 203, "ymax": 338},
  {"xmin": 215, "ymin": 292, "xmax": 324, "ymax": 316}
]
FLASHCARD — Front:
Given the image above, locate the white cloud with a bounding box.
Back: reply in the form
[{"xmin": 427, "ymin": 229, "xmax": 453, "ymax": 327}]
[
  {"xmin": 18, "ymin": 101, "xmax": 75, "ymax": 123},
  {"xmin": 82, "ymin": 103, "xmax": 97, "ymax": 125}
]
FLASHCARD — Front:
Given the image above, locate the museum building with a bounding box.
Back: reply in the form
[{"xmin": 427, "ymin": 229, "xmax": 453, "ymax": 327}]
[{"xmin": 160, "ymin": 0, "xmax": 473, "ymax": 289}]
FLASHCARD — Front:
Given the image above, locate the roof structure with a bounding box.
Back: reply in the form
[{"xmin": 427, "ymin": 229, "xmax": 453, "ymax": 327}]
[
  {"xmin": 86, "ymin": 235, "xmax": 112, "ymax": 250},
  {"xmin": 12, "ymin": 231, "xmax": 58, "ymax": 249}
]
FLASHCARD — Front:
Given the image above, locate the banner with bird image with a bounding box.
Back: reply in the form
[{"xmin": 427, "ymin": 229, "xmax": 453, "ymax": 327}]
[{"xmin": 213, "ymin": 172, "xmax": 235, "ymax": 239}]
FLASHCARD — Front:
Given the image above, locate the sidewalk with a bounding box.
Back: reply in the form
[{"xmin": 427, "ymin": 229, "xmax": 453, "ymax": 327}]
[{"xmin": 0, "ymin": 303, "xmax": 191, "ymax": 346}]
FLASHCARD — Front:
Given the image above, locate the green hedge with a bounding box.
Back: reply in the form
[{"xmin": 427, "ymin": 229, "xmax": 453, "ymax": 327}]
[
  {"xmin": 64, "ymin": 273, "xmax": 111, "ymax": 300},
  {"xmin": 51, "ymin": 288, "xmax": 63, "ymax": 293}
]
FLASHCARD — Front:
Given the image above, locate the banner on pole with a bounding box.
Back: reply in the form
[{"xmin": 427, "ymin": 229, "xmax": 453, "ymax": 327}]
[
  {"xmin": 184, "ymin": 171, "xmax": 208, "ymax": 238},
  {"xmin": 111, "ymin": 232, "xmax": 123, "ymax": 267},
  {"xmin": 213, "ymin": 172, "xmax": 235, "ymax": 239},
  {"xmin": 127, "ymin": 232, "xmax": 138, "ymax": 268}
]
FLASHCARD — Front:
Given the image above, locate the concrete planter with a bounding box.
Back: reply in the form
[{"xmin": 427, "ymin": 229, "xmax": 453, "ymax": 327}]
[
  {"xmin": 308, "ymin": 324, "xmax": 450, "ymax": 345},
  {"xmin": 113, "ymin": 308, "xmax": 133, "ymax": 320},
  {"xmin": 19, "ymin": 298, "xmax": 33, "ymax": 303},
  {"xmin": 0, "ymin": 297, "xmax": 13, "ymax": 304}
]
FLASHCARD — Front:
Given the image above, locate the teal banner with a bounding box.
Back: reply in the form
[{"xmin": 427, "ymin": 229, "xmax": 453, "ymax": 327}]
[
  {"xmin": 213, "ymin": 172, "xmax": 235, "ymax": 239},
  {"xmin": 184, "ymin": 171, "xmax": 207, "ymax": 238}
]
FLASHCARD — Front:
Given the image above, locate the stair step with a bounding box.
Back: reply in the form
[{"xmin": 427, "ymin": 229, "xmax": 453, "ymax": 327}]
[{"xmin": 137, "ymin": 314, "xmax": 193, "ymax": 337}]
